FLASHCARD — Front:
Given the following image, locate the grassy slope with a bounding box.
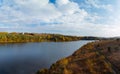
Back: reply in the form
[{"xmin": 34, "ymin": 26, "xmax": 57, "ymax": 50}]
[
  {"xmin": 0, "ymin": 32, "xmax": 101, "ymax": 43},
  {"xmin": 37, "ymin": 40, "xmax": 120, "ymax": 74},
  {"xmin": 0, "ymin": 32, "xmax": 82, "ymax": 43}
]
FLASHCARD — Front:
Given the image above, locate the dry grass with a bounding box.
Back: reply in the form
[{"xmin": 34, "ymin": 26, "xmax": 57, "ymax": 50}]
[{"xmin": 37, "ymin": 40, "xmax": 120, "ymax": 74}]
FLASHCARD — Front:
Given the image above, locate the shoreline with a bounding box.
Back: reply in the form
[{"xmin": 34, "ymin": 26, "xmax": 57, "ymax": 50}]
[
  {"xmin": 37, "ymin": 40, "xmax": 120, "ymax": 74},
  {"xmin": 0, "ymin": 32, "xmax": 103, "ymax": 43}
]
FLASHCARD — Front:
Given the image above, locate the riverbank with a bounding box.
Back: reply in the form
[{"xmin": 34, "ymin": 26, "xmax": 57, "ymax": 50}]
[
  {"xmin": 0, "ymin": 32, "xmax": 101, "ymax": 43},
  {"xmin": 37, "ymin": 39, "xmax": 120, "ymax": 74}
]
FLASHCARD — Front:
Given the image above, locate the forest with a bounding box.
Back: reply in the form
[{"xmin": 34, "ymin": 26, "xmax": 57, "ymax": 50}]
[{"xmin": 0, "ymin": 32, "xmax": 102, "ymax": 43}]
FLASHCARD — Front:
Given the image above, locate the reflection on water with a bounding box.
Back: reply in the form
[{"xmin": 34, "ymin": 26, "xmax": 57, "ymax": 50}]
[{"xmin": 0, "ymin": 41, "xmax": 92, "ymax": 74}]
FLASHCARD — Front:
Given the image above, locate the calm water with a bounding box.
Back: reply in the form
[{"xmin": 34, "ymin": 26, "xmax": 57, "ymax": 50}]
[{"xmin": 0, "ymin": 41, "xmax": 92, "ymax": 74}]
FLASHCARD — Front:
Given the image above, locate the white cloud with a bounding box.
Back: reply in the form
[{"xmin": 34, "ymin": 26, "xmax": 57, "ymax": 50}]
[
  {"xmin": 85, "ymin": 0, "xmax": 113, "ymax": 11},
  {"xmin": 0, "ymin": 0, "xmax": 62, "ymax": 24},
  {"xmin": 14, "ymin": 0, "xmax": 49, "ymax": 6},
  {"xmin": 0, "ymin": 0, "xmax": 84, "ymax": 25},
  {"xmin": 56, "ymin": 0, "xmax": 69, "ymax": 5},
  {"xmin": 0, "ymin": 0, "xmax": 119, "ymax": 37},
  {"xmin": 57, "ymin": 2, "xmax": 80, "ymax": 15}
]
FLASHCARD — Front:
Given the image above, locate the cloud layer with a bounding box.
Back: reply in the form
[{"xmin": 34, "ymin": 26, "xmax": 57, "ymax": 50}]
[{"xmin": 0, "ymin": 0, "xmax": 120, "ymax": 37}]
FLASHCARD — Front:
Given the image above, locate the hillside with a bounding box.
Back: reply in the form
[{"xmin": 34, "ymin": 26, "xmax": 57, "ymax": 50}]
[
  {"xmin": 37, "ymin": 39, "xmax": 120, "ymax": 74},
  {"xmin": 0, "ymin": 32, "xmax": 101, "ymax": 43}
]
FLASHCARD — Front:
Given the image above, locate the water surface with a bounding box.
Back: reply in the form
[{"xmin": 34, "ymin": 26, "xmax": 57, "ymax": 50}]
[{"xmin": 0, "ymin": 41, "xmax": 92, "ymax": 74}]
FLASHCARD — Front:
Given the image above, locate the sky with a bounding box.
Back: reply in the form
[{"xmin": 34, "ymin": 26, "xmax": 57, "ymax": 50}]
[{"xmin": 0, "ymin": 0, "xmax": 120, "ymax": 37}]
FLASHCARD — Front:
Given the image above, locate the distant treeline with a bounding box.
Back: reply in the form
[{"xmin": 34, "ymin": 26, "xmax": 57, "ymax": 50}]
[{"xmin": 0, "ymin": 32, "xmax": 101, "ymax": 43}]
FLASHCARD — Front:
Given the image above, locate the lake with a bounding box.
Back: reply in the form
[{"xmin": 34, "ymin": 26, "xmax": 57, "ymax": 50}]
[{"xmin": 0, "ymin": 40, "xmax": 92, "ymax": 74}]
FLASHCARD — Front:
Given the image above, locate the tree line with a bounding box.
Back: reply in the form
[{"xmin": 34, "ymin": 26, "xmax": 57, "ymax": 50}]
[{"xmin": 0, "ymin": 32, "xmax": 83, "ymax": 43}]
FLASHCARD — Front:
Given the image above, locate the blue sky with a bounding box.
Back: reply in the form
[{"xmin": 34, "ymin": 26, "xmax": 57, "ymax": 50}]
[{"xmin": 0, "ymin": 0, "xmax": 120, "ymax": 37}]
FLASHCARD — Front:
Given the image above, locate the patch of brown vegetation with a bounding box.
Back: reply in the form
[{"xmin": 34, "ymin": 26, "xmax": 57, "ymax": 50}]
[{"xmin": 37, "ymin": 40, "xmax": 120, "ymax": 74}]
